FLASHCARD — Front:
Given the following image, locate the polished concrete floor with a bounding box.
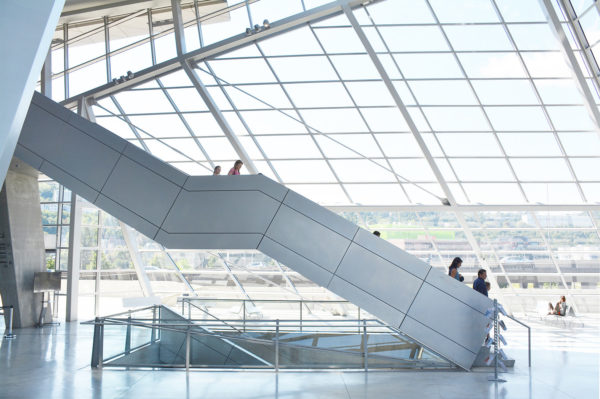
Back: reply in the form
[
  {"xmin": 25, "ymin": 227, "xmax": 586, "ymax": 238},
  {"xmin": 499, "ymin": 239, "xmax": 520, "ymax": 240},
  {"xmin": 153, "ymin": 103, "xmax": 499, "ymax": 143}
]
[{"xmin": 0, "ymin": 316, "xmax": 598, "ymax": 399}]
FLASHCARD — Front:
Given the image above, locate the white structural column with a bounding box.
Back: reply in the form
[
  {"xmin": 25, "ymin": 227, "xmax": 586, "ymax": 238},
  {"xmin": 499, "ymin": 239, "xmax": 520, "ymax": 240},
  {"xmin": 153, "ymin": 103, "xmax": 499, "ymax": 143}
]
[
  {"xmin": 41, "ymin": 50, "xmax": 52, "ymax": 98},
  {"xmin": 540, "ymin": 0, "xmax": 600, "ymax": 134},
  {"xmin": 0, "ymin": 0, "xmax": 65, "ymax": 185},
  {"xmin": 119, "ymin": 222, "xmax": 154, "ymax": 298},
  {"xmin": 66, "ymin": 192, "xmax": 82, "ymax": 322}
]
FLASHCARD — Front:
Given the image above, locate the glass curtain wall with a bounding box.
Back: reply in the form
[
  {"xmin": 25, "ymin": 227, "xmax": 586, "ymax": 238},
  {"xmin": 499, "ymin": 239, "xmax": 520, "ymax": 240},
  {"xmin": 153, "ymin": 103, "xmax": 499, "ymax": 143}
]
[{"xmin": 34, "ymin": 0, "xmax": 600, "ymax": 317}]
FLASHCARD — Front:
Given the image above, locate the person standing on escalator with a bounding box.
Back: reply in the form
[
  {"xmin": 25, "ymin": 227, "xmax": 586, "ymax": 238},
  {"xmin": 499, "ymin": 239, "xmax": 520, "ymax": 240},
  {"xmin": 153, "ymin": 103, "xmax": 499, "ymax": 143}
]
[
  {"xmin": 448, "ymin": 257, "xmax": 464, "ymax": 282},
  {"xmin": 228, "ymin": 160, "xmax": 243, "ymax": 175}
]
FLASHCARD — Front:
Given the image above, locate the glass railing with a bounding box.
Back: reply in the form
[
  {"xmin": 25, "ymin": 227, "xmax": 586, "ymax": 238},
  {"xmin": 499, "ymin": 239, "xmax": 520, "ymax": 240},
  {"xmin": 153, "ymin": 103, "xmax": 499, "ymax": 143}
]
[{"xmin": 83, "ymin": 305, "xmax": 455, "ymax": 370}]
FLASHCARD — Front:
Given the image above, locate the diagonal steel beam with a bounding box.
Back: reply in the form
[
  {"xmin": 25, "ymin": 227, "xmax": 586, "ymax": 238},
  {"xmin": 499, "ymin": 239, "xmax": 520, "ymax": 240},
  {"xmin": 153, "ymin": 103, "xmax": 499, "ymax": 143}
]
[
  {"xmin": 343, "ymin": 4, "xmax": 451, "ymax": 206},
  {"xmin": 540, "ymin": 0, "xmax": 600, "ymax": 135},
  {"xmin": 60, "ymin": 0, "xmax": 372, "ymax": 109},
  {"xmin": 344, "ymin": 4, "xmax": 510, "ymax": 308},
  {"xmin": 182, "ymin": 60, "xmax": 258, "ymax": 173}
]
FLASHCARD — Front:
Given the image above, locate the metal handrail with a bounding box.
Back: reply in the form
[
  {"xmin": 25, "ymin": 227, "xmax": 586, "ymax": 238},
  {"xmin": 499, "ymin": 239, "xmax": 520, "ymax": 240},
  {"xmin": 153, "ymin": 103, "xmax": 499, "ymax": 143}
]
[
  {"xmin": 87, "ymin": 316, "xmax": 447, "ymax": 371},
  {"xmin": 178, "ymin": 296, "xmax": 361, "ymax": 332},
  {"xmin": 0, "ymin": 306, "xmax": 15, "ymax": 339},
  {"xmin": 185, "ymin": 301, "xmax": 243, "ymax": 334},
  {"xmin": 505, "ymin": 314, "xmax": 532, "ymax": 367}
]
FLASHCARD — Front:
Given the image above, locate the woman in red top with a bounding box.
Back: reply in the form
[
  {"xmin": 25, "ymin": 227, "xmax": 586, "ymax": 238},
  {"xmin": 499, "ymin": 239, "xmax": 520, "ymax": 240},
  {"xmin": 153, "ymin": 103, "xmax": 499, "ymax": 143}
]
[{"xmin": 228, "ymin": 160, "xmax": 243, "ymax": 175}]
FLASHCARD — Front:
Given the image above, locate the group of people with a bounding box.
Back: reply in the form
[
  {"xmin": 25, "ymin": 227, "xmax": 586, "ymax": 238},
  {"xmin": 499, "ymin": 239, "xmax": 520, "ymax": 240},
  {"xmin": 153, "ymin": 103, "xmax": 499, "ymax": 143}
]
[
  {"xmin": 212, "ymin": 160, "xmax": 244, "ymax": 176},
  {"xmin": 448, "ymin": 257, "xmax": 490, "ymax": 297}
]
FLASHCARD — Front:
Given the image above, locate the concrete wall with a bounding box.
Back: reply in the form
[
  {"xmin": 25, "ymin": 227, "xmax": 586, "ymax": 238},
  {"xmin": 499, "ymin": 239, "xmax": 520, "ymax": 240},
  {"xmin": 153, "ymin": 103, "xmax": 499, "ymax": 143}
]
[{"xmin": 0, "ymin": 158, "xmax": 46, "ymax": 328}]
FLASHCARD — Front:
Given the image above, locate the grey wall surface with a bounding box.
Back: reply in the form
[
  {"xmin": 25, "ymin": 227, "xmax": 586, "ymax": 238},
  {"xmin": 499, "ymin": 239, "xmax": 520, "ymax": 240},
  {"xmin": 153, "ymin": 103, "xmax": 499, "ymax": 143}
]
[
  {"xmin": 16, "ymin": 93, "xmax": 493, "ymax": 369},
  {"xmin": 0, "ymin": 159, "xmax": 47, "ymax": 328}
]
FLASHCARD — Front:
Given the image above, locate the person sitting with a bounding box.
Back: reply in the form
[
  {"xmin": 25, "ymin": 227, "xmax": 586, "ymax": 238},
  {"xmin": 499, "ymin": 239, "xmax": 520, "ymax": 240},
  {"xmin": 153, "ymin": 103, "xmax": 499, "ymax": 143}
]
[
  {"xmin": 228, "ymin": 160, "xmax": 243, "ymax": 175},
  {"xmin": 213, "ymin": 165, "xmax": 221, "ymax": 175},
  {"xmin": 448, "ymin": 257, "xmax": 464, "ymax": 282},
  {"xmin": 548, "ymin": 296, "xmax": 567, "ymax": 316},
  {"xmin": 473, "ymin": 269, "xmax": 488, "ymax": 297},
  {"xmin": 373, "ymin": 231, "xmax": 381, "ymax": 237}
]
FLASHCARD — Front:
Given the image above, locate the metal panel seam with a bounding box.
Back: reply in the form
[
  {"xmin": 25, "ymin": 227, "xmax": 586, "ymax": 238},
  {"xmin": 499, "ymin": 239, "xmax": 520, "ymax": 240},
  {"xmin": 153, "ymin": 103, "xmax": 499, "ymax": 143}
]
[
  {"xmin": 261, "ymin": 235, "xmax": 333, "ymax": 278},
  {"xmin": 256, "ymin": 189, "xmax": 290, "ymax": 249},
  {"xmin": 32, "ymin": 102, "xmax": 127, "ymax": 153},
  {"xmin": 154, "ymin": 185, "xmax": 185, "ymax": 238},
  {"xmin": 327, "ymin": 228, "xmax": 360, "ymax": 286},
  {"xmin": 400, "ymin": 315, "xmax": 478, "ymax": 356},
  {"xmin": 329, "ymin": 274, "xmax": 408, "ymax": 316},
  {"xmin": 401, "ymin": 266, "xmax": 433, "ymax": 321},
  {"xmin": 33, "ymin": 158, "xmax": 100, "ymax": 203},
  {"xmin": 352, "ymin": 240, "xmax": 431, "ymax": 281}
]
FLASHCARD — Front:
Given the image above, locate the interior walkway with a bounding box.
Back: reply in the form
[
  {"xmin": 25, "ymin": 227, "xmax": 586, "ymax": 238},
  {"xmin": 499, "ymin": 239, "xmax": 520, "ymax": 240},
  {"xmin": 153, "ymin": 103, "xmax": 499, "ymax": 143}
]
[{"xmin": 0, "ymin": 316, "xmax": 597, "ymax": 399}]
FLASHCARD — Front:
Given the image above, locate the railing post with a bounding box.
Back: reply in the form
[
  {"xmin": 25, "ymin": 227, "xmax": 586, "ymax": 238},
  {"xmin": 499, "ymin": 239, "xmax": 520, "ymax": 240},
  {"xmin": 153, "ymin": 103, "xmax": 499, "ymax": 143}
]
[
  {"xmin": 125, "ymin": 313, "xmax": 132, "ymax": 354},
  {"xmin": 188, "ymin": 301, "xmax": 191, "ymax": 321},
  {"xmin": 528, "ymin": 326, "xmax": 531, "ymax": 368},
  {"xmin": 363, "ymin": 319, "xmax": 368, "ymax": 372},
  {"xmin": 357, "ymin": 307, "xmax": 361, "ymax": 334},
  {"xmin": 299, "ymin": 301, "xmax": 303, "ymax": 333},
  {"xmin": 151, "ymin": 305, "xmax": 157, "ymax": 343},
  {"xmin": 243, "ymin": 300, "xmax": 246, "ymax": 333},
  {"xmin": 181, "ymin": 298, "xmax": 185, "ymax": 316},
  {"xmin": 185, "ymin": 327, "xmax": 190, "ymax": 371},
  {"xmin": 4, "ymin": 306, "xmax": 15, "ymax": 339},
  {"xmin": 275, "ymin": 319, "xmax": 280, "ymax": 372}
]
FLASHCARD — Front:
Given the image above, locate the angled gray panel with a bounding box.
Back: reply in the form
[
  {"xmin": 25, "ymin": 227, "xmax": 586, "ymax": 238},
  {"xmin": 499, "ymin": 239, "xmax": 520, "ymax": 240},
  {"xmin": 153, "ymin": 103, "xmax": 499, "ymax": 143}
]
[
  {"xmin": 95, "ymin": 194, "xmax": 159, "ymax": 239},
  {"xmin": 20, "ymin": 104, "xmax": 121, "ymax": 191},
  {"xmin": 333, "ymin": 243, "xmax": 422, "ymax": 313},
  {"xmin": 18, "ymin": 94, "xmax": 494, "ymax": 369},
  {"xmin": 123, "ymin": 143, "xmax": 187, "ymax": 186},
  {"xmin": 258, "ymin": 236, "xmax": 332, "ymax": 287},
  {"xmin": 283, "ymin": 190, "xmax": 358, "ymax": 240},
  {"xmin": 425, "ymin": 267, "xmax": 492, "ymax": 314},
  {"xmin": 161, "ymin": 190, "xmax": 280, "ymax": 234},
  {"xmin": 329, "ymin": 276, "xmax": 405, "ymax": 328},
  {"xmin": 32, "ymin": 93, "xmax": 127, "ymax": 152},
  {"xmin": 406, "ymin": 283, "xmax": 488, "ymax": 355},
  {"xmin": 265, "ymin": 204, "xmax": 351, "ymax": 272},
  {"xmin": 399, "ymin": 316, "xmax": 475, "ymax": 370},
  {"xmin": 184, "ymin": 175, "xmax": 288, "ymax": 201},
  {"xmin": 155, "ymin": 230, "xmax": 263, "ymax": 250},
  {"xmin": 13, "ymin": 144, "xmax": 43, "ymax": 170},
  {"xmin": 101, "ymin": 156, "xmax": 182, "ymax": 227},
  {"xmin": 40, "ymin": 161, "xmax": 99, "ymax": 203},
  {"xmin": 353, "ymin": 229, "xmax": 430, "ymax": 279}
]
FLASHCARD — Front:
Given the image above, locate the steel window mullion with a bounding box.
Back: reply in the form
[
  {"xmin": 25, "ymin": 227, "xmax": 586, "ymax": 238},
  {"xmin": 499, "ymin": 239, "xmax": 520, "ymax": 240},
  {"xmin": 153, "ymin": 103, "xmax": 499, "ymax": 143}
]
[
  {"xmin": 306, "ymin": 23, "xmax": 412, "ymax": 202},
  {"xmin": 148, "ymin": 9, "xmax": 157, "ymax": 66},
  {"xmin": 539, "ymin": 0, "xmax": 600, "ymax": 135},
  {"xmin": 203, "ymin": 60, "xmax": 283, "ymax": 182},
  {"xmin": 557, "ymin": 0, "xmax": 600, "ymax": 108},
  {"xmin": 360, "ymin": 4, "xmax": 472, "ymax": 203},
  {"xmin": 424, "ymin": 0, "xmax": 529, "ymax": 203},
  {"xmin": 491, "ymin": 0, "xmax": 588, "ymax": 202},
  {"xmin": 182, "ymin": 60, "xmax": 259, "ymax": 173},
  {"xmin": 104, "ymin": 16, "xmax": 111, "ymax": 83},
  {"xmin": 100, "ymin": 98, "xmax": 213, "ymax": 172},
  {"xmin": 530, "ymin": 212, "xmax": 580, "ymax": 312},
  {"xmin": 155, "ymin": 78, "xmax": 216, "ymax": 169},
  {"xmin": 254, "ymin": 42, "xmax": 355, "ymax": 204},
  {"xmin": 110, "ymin": 96, "xmax": 151, "ymax": 152},
  {"xmin": 344, "ymin": 5, "xmax": 454, "ymax": 206}
]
